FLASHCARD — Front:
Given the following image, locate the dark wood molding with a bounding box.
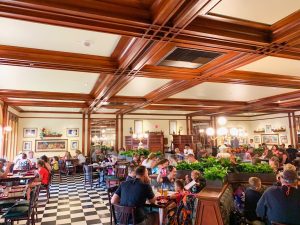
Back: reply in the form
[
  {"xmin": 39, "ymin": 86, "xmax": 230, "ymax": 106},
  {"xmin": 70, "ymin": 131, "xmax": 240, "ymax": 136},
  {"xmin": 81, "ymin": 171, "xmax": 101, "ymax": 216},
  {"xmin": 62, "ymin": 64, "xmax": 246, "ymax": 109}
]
[
  {"xmin": 288, "ymin": 112, "xmax": 294, "ymax": 146},
  {"xmin": 116, "ymin": 114, "xmax": 119, "ymax": 151},
  {"xmin": 120, "ymin": 114, "xmax": 123, "ymax": 151},
  {"xmin": 5, "ymin": 100, "xmax": 87, "ymax": 108},
  {"xmin": 87, "ymin": 113, "xmax": 91, "ymax": 157},
  {"xmin": 82, "ymin": 113, "xmax": 86, "ymax": 155}
]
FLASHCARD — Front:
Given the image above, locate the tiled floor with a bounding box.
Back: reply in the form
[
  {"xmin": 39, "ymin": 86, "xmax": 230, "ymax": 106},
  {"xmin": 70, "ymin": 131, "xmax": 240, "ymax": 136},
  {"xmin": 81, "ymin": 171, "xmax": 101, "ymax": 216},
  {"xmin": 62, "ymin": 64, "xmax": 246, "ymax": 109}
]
[{"xmin": 1, "ymin": 174, "xmax": 111, "ymax": 225}]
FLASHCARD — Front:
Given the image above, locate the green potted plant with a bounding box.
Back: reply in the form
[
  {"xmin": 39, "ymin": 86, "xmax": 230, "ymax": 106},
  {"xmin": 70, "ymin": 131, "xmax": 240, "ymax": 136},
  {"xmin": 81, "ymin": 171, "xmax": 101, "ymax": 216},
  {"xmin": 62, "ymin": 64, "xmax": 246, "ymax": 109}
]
[
  {"xmin": 203, "ymin": 165, "xmax": 228, "ymax": 189},
  {"xmin": 176, "ymin": 161, "xmax": 204, "ymax": 179}
]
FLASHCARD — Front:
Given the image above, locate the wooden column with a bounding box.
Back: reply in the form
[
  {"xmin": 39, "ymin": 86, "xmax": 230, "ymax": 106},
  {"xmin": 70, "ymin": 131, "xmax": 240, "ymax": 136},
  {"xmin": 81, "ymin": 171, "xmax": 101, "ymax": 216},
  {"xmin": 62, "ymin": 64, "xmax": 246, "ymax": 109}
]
[
  {"xmin": 120, "ymin": 114, "xmax": 123, "ymax": 151},
  {"xmin": 87, "ymin": 113, "xmax": 91, "ymax": 157},
  {"xmin": 1, "ymin": 103, "xmax": 8, "ymax": 157},
  {"xmin": 116, "ymin": 114, "xmax": 119, "ymax": 151},
  {"xmin": 186, "ymin": 116, "xmax": 189, "ymax": 135},
  {"xmin": 292, "ymin": 112, "xmax": 298, "ymax": 147},
  {"xmin": 82, "ymin": 113, "xmax": 86, "ymax": 155},
  {"xmin": 288, "ymin": 113, "xmax": 294, "ymax": 146},
  {"xmin": 190, "ymin": 116, "xmax": 193, "ymax": 135},
  {"xmin": 212, "ymin": 116, "xmax": 217, "ymax": 147}
]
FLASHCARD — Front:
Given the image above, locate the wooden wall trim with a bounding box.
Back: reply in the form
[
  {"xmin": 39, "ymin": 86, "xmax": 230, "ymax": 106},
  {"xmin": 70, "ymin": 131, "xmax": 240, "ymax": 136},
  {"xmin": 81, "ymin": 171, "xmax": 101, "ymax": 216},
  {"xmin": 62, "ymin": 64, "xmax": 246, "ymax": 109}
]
[
  {"xmin": 288, "ymin": 112, "xmax": 294, "ymax": 146},
  {"xmin": 116, "ymin": 114, "xmax": 119, "ymax": 151},
  {"xmin": 292, "ymin": 112, "xmax": 298, "ymax": 146},
  {"xmin": 1, "ymin": 103, "xmax": 8, "ymax": 157},
  {"xmin": 120, "ymin": 114, "xmax": 123, "ymax": 151}
]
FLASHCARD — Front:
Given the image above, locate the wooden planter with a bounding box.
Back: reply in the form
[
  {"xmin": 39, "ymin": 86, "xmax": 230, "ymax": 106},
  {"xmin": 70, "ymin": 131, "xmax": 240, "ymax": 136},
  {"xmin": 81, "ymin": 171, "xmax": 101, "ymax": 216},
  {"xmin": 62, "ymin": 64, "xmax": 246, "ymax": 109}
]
[
  {"xmin": 43, "ymin": 134, "xmax": 62, "ymax": 137},
  {"xmin": 205, "ymin": 179, "xmax": 226, "ymax": 189},
  {"xmin": 227, "ymin": 172, "xmax": 276, "ymax": 184},
  {"xmin": 176, "ymin": 169, "xmax": 192, "ymax": 179}
]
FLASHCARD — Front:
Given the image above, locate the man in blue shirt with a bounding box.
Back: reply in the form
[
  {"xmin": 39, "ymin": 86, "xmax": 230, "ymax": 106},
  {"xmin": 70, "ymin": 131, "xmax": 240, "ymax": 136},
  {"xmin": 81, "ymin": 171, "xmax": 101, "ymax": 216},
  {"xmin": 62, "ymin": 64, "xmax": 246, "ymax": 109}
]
[
  {"xmin": 112, "ymin": 166, "xmax": 158, "ymax": 224},
  {"xmin": 256, "ymin": 170, "xmax": 300, "ymax": 225}
]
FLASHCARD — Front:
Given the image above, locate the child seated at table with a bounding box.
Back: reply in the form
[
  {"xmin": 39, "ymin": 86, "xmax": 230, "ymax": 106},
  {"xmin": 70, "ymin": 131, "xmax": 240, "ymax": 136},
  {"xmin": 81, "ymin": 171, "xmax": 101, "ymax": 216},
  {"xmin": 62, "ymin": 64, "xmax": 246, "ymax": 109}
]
[
  {"xmin": 170, "ymin": 180, "xmax": 188, "ymax": 204},
  {"xmin": 126, "ymin": 165, "xmax": 136, "ymax": 181},
  {"xmin": 185, "ymin": 170, "xmax": 205, "ymax": 194},
  {"xmin": 52, "ymin": 156, "xmax": 59, "ymax": 172}
]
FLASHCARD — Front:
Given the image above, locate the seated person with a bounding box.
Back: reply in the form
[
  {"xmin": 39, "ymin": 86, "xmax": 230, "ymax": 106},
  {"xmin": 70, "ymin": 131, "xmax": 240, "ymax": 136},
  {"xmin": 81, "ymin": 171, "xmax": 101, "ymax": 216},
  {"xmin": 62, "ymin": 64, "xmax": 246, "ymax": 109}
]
[
  {"xmin": 40, "ymin": 155, "xmax": 52, "ymax": 172},
  {"xmin": 13, "ymin": 152, "xmax": 23, "ymax": 164},
  {"xmin": 130, "ymin": 154, "xmax": 140, "ymax": 167},
  {"xmin": 184, "ymin": 144, "xmax": 194, "ymax": 156},
  {"xmin": 36, "ymin": 160, "xmax": 50, "ymax": 186},
  {"xmin": 111, "ymin": 166, "xmax": 158, "ymax": 224},
  {"xmin": 186, "ymin": 154, "xmax": 198, "ymax": 164},
  {"xmin": 51, "ymin": 156, "xmax": 60, "ymax": 172},
  {"xmin": 175, "ymin": 148, "xmax": 184, "ymax": 161},
  {"xmin": 27, "ymin": 150, "xmax": 37, "ymax": 167},
  {"xmin": 216, "ymin": 148, "xmax": 231, "ymax": 159},
  {"xmin": 63, "ymin": 151, "xmax": 72, "ymax": 161},
  {"xmin": 170, "ymin": 180, "xmax": 188, "ymax": 204},
  {"xmin": 244, "ymin": 177, "xmax": 264, "ymax": 224},
  {"xmin": 152, "ymin": 159, "xmax": 169, "ymax": 175},
  {"xmin": 185, "ymin": 170, "xmax": 205, "ymax": 194},
  {"xmin": 126, "ymin": 165, "xmax": 136, "ymax": 181},
  {"xmin": 157, "ymin": 165, "xmax": 176, "ymax": 191},
  {"xmin": 16, "ymin": 153, "xmax": 31, "ymax": 171},
  {"xmin": 168, "ymin": 155, "xmax": 178, "ymax": 166},
  {"xmin": 0, "ymin": 161, "xmax": 12, "ymax": 178},
  {"xmin": 142, "ymin": 153, "xmax": 157, "ymax": 169},
  {"xmin": 256, "ymin": 169, "xmax": 300, "ymax": 225},
  {"xmin": 75, "ymin": 150, "xmax": 86, "ymax": 165}
]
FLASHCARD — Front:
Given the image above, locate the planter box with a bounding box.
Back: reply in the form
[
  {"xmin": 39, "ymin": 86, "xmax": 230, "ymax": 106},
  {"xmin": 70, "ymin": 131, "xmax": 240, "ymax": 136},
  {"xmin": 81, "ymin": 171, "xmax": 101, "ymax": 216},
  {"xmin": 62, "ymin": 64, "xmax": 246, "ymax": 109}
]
[
  {"xmin": 43, "ymin": 134, "xmax": 62, "ymax": 137},
  {"xmin": 176, "ymin": 169, "xmax": 192, "ymax": 179},
  {"xmin": 206, "ymin": 179, "xmax": 226, "ymax": 189},
  {"xmin": 227, "ymin": 172, "xmax": 276, "ymax": 184}
]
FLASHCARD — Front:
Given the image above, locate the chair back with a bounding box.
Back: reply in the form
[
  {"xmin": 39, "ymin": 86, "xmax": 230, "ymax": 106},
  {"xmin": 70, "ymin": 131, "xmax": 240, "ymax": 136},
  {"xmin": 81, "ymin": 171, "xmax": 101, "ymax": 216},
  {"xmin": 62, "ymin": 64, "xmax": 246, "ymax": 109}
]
[
  {"xmin": 27, "ymin": 186, "xmax": 38, "ymax": 217},
  {"xmin": 112, "ymin": 204, "xmax": 136, "ymax": 225},
  {"xmin": 116, "ymin": 165, "xmax": 127, "ymax": 179},
  {"xmin": 107, "ymin": 186, "xmax": 118, "ymax": 207},
  {"xmin": 83, "ymin": 165, "xmax": 93, "ymax": 178},
  {"xmin": 65, "ymin": 160, "xmax": 74, "ymax": 167}
]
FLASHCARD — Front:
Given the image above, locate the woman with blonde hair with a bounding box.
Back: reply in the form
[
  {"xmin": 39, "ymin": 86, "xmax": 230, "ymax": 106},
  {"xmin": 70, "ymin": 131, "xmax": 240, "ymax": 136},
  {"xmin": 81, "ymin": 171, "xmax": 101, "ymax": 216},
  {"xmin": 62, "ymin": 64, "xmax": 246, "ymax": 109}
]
[
  {"xmin": 142, "ymin": 153, "xmax": 157, "ymax": 169},
  {"xmin": 76, "ymin": 150, "xmax": 86, "ymax": 165}
]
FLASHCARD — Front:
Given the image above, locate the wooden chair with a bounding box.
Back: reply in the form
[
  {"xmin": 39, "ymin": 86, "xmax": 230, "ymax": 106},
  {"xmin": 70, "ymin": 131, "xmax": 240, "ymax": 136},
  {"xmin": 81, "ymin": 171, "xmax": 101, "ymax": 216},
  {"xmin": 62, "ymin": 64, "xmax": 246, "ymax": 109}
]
[
  {"xmin": 106, "ymin": 165, "xmax": 127, "ymax": 188},
  {"xmin": 65, "ymin": 160, "xmax": 76, "ymax": 175},
  {"xmin": 2, "ymin": 186, "xmax": 37, "ymax": 225},
  {"xmin": 40, "ymin": 173, "xmax": 51, "ymax": 203},
  {"xmin": 112, "ymin": 204, "xmax": 136, "ymax": 225},
  {"xmin": 107, "ymin": 186, "xmax": 119, "ymax": 225}
]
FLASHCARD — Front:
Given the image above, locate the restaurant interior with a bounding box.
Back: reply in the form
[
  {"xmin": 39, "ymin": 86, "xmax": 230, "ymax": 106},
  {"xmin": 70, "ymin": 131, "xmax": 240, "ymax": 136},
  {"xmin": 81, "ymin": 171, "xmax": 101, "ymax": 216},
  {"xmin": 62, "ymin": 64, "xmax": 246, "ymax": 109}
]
[{"xmin": 0, "ymin": 0, "xmax": 300, "ymax": 225}]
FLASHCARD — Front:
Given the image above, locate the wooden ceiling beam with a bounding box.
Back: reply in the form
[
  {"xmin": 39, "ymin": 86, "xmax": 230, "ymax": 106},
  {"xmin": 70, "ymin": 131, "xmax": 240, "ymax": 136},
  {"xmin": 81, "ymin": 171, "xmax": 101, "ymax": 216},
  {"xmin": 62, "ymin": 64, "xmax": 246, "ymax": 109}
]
[
  {"xmin": 0, "ymin": 45, "xmax": 117, "ymax": 73},
  {"xmin": 142, "ymin": 105, "xmax": 220, "ymax": 111},
  {"xmin": 0, "ymin": 89, "xmax": 92, "ymax": 101},
  {"xmin": 6, "ymin": 100, "xmax": 87, "ymax": 108}
]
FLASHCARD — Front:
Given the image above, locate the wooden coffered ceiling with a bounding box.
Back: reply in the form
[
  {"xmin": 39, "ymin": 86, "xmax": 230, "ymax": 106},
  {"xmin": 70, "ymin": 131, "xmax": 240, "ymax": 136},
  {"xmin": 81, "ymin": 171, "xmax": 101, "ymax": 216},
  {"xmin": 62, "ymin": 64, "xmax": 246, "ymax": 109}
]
[{"xmin": 0, "ymin": 0, "xmax": 300, "ymax": 116}]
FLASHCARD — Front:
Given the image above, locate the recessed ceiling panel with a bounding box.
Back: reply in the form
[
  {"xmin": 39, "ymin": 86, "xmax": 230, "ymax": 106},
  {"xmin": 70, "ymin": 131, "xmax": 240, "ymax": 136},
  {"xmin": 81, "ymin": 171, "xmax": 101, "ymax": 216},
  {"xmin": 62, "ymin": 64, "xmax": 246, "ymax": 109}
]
[
  {"xmin": 237, "ymin": 56, "xmax": 300, "ymax": 77},
  {"xmin": 116, "ymin": 77, "xmax": 171, "ymax": 96},
  {"xmin": 133, "ymin": 110, "xmax": 196, "ymax": 114},
  {"xmin": 158, "ymin": 48, "xmax": 221, "ymax": 69},
  {"xmin": 211, "ymin": 0, "xmax": 300, "ymax": 25},
  {"xmin": 170, "ymin": 82, "xmax": 295, "ymax": 101},
  {"xmin": 0, "ymin": 65, "xmax": 99, "ymax": 93},
  {"xmin": 0, "ymin": 17, "xmax": 121, "ymax": 56},
  {"xmin": 96, "ymin": 108, "xmax": 118, "ymax": 113},
  {"xmin": 20, "ymin": 106, "xmax": 81, "ymax": 112}
]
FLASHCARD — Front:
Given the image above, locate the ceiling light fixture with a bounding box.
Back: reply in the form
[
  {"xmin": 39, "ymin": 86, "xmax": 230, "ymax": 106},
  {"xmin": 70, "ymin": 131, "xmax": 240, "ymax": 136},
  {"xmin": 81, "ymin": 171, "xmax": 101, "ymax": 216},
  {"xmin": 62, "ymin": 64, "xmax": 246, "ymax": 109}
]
[
  {"xmin": 83, "ymin": 40, "xmax": 92, "ymax": 47},
  {"xmin": 217, "ymin": 116, "xmax": 227, "ymax": 126}
]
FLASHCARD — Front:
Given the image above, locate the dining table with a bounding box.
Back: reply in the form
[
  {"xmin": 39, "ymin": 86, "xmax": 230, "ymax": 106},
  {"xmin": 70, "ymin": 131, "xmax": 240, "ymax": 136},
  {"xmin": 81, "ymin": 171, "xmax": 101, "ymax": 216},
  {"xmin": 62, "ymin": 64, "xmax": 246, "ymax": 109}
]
[
  {"xmin": 0, "ymin": 172, "xmax": 37, "ymax": 185},
  {"xmin": 145, "ymin": 189, "xmax": 177, "ymax": 225},
  {"xmin": 0, "ymin": 185, "xmax": 28, "ymax": 202}
]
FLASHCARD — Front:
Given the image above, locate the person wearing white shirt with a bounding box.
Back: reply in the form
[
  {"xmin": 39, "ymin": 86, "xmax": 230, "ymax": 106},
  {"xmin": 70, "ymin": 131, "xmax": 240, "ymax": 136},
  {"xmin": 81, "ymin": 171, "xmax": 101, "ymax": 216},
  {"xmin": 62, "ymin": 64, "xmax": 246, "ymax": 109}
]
[
  {"xmin": 28, "ymin": 150, "xmax": 37, "ymax": 165},
  {"xmin": 76, "ymin": 150, "xmax": 86, "ymax": 164},
  {"xmin": 183, "ymin": 144, "xmax": 194, "ymax": 156},
  {"xmin": 248, "ymin": 139, "xmax": 255, "ymax": 148}
]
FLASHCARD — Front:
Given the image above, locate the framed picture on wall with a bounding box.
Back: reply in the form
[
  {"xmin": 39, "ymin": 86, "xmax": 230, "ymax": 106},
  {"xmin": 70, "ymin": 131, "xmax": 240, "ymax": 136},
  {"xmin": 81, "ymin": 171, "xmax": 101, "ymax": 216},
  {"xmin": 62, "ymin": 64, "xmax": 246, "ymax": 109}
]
[
  {"xmin": 169, "ymin": 120, "xmax": 177, "ymax": 134},
  {"xmin": 35, "ymin": 139, "xmax": 68, "ymax": 152},
  {"xmin": 265, "ymin": 125, "xmax": 272, "ymax": 133},
  {"xmin": 70, "ymin": 140, "xmax": 79, "ymax": 150},
  {"xmin": 23, "ymin": 141, "xmax": 32, "ymax": 151},
  {"xmin": 254, "ymin": 136, "xmax": 260, "ymax": 143},
  {"xmin": 134, "ymin": 120, "xmax": 143, "ymax": 134},
  {"xmin": 23, "ymin": 128, "xmax": 37, "ymax": 138},
  {"xmin": 261, "ymin": 134, "xmax": 279, "ymax": 145},
  {"xmin": 280, "ymin": 135, "xmax": 288, "ymax": 144},
  {"xmin": 66, "ymin": 128, "xmax": 79, "ymax": 137}
]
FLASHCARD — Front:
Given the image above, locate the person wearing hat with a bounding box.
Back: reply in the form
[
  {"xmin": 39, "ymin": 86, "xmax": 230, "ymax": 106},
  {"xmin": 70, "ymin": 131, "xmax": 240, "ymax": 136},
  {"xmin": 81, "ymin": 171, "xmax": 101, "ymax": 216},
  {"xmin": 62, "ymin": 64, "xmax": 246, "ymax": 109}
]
[{"xmin": 256, "ymin": 169, "xmax": 300, "ymax": 225}]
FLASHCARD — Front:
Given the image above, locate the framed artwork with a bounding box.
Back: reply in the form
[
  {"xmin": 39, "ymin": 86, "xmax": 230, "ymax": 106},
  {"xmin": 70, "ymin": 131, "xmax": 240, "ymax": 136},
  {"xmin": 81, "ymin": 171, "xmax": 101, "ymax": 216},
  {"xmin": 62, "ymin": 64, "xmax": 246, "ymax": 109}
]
[
  {"xmin": 70, "ymin": 140, "xmax": 79, "ymax": 150},
  {"xmin": 169, "ymin": 120, "xmax": 177, "ymax": 134},
  {"xmin": 134, "ymin": 120, "xmax": 143, "ymax": 134},
  {"xmin": 66, "ymin": 128, "xmax": 79, "ymax": 137},
  {"xmin": 23, "ymin": 128, "xmax": 37, "ymax": 138},
  {"xmin": 254, "ymin": 136, "xmax": 261, "ymax": 143},
  {"xmin": 265, "ymin": 125, "xmax": 272, "ymax": 133},
  {"xmin": 261, "ymin": 134, "xmax": 279, "ymax": 145},
  {"xmin": 280, "ymin": 135, "xmax": 288, "ymax": 144},
  {"xmin": 35, "ymin": 139, "xmax": 68, "ymax": 152},
  {"xmin": 23, "ymin": 141, "xmax": 32, "ymax": 151}
]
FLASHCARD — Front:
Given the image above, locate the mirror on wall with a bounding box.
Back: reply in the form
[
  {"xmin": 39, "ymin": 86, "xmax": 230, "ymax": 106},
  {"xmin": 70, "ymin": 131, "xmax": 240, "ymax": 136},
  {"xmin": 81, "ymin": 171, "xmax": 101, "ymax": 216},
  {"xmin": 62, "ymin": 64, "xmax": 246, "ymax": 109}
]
[{"xmin": 90, "ymin": 119, "xmax": 116, "ymax": 148}]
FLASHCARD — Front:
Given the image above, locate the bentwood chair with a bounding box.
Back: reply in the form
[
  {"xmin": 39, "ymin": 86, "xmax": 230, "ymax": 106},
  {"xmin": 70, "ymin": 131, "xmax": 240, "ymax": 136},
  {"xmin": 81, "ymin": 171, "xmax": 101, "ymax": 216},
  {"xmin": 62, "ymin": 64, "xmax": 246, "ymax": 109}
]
[
  {"xmin": 83, "ymin": 165, "xmax": 99, "ymax": 189},
  {"xmin": 106, "ymin": 165, "xmax": 127, "ymax": 188},
  {"xmin": 2, "ymin": 186, "xmax": 37, "ymax": 225},
  {"xmin": 107, "ymin": 186, "xmax": 119, "ymax": 225},
  {"xmin": 112, "ymin": 204, "xmax": 136, "ymax": 225}
]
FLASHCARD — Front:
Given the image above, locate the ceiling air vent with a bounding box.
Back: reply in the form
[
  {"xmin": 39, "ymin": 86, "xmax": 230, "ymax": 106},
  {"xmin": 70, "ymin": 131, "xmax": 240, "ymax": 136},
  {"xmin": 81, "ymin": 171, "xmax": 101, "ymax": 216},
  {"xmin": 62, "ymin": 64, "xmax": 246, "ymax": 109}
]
[{"xmin": 158, "ymin": 48, "xmax": 221, "ymax": 69}]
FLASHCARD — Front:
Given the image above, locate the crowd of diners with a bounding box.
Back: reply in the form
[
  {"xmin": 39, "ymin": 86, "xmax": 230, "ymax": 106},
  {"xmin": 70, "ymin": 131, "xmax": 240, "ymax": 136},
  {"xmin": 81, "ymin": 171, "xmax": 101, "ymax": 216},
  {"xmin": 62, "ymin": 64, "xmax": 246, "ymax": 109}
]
[{"xmin": 0, "ymin": 142, "xmax": 299, "ymax": 225}]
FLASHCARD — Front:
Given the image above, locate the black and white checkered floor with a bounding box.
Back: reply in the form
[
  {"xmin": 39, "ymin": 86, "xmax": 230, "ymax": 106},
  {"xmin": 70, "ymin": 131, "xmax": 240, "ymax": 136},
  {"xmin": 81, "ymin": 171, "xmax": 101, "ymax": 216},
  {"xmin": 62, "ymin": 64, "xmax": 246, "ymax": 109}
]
[{"xmin": 1, "ymin": 174, "xmax": 111, "ymax": 225}]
